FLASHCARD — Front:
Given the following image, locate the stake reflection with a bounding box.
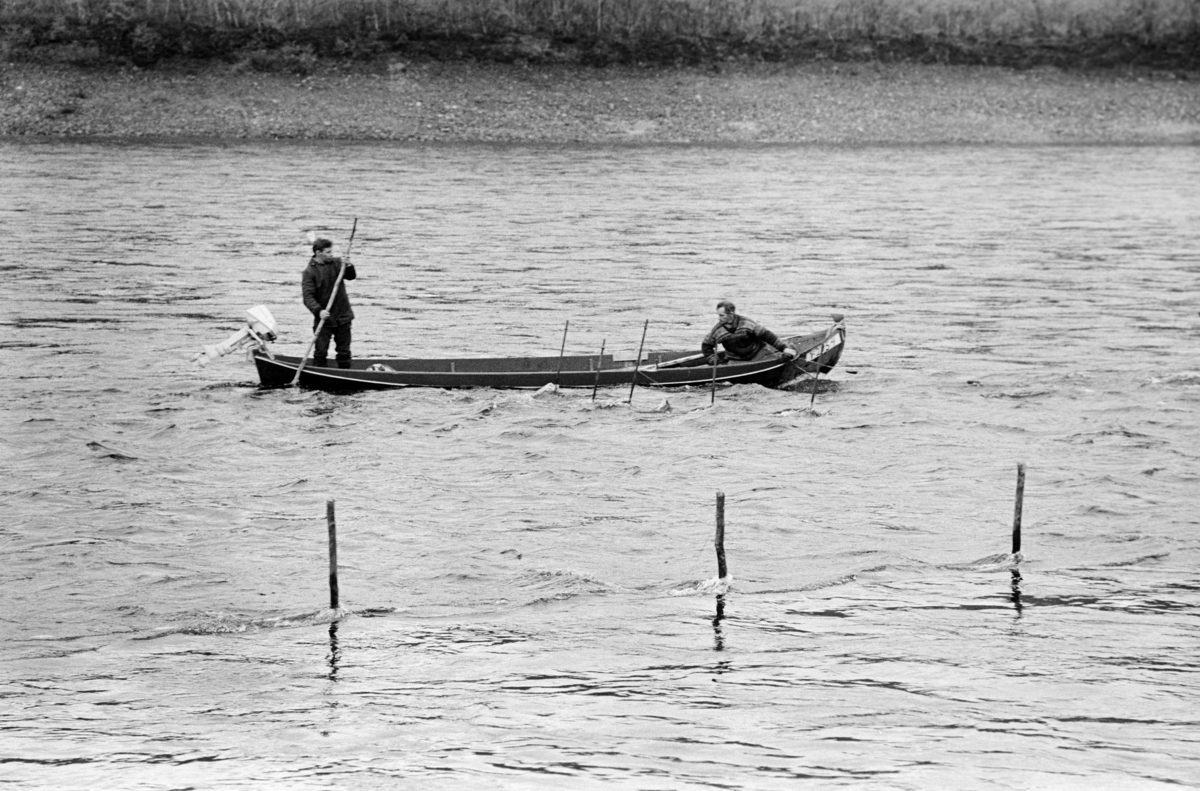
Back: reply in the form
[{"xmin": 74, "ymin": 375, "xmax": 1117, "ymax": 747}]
[
  {"xmin": 328, "ymin": 621, "xmax": 341, "ymax": 681},
  {"xmin": 713, "ymin": 594, "xmax": 726, "ymax": 651},
  {"xmin": 1010, "ymin": 569, "xmax": 1023, "ymax": 615}
]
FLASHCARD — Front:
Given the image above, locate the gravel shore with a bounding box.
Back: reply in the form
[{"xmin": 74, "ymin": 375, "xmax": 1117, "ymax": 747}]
[{"xmin": 2, "ymin": 60, "xmax": 1197, "ymax": 144}]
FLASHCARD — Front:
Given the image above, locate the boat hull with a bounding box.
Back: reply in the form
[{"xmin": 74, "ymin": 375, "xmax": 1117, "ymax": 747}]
[{"xmin": 252, "ymin": 322, "xmax": 846, "ymax": 392}]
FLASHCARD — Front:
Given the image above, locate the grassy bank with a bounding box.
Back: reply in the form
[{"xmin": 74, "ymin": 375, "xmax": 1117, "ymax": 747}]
[{"xmin": 1, "ymin": 0, "xmax": 1198, "ymax": 71}]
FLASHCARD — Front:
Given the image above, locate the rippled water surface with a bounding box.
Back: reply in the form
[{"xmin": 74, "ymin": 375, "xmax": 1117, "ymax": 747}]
[{"xmin": 2, "ymin": 141, "xmax": 1199, "ymax": 789}]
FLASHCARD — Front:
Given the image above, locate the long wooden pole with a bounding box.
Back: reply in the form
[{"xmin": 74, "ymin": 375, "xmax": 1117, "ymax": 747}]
[
  {"xmin": 327, "ymin": 499, "xmax": 339, "ymax": 610},
  {"xmin": 808, "ymin": 337, "xmax": 827, "ymax": 407},
  {"xmin": 715, "ymin": 491, "xmax": 727, "ymax": 579},
  {"xmin": 1012, "ymin": 462, "xmax": 1025, "ymax": 554},
  {"xmin": 808, "ymin": 322, "xmax": 838, "ymax": 407},
  {"xmin": 553, "ymin": 320, "xmax": 570, "ymax": 387},
  {"xmin": 710, "ymin": 350, "xmax": 719, "ymax": 405},
  {"xmin": 627, "ymin": 319, "xmax": 649, "ymax": 403},
  {"xmin": 591, "ymin": 339, "xmax": 605, "ymax": 401},
  {"xmin": 293, "ymin": 218, "xmax": 358, "ymax": 386}
]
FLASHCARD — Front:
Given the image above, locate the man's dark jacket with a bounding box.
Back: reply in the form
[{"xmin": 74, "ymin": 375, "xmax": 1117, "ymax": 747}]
[
  {"xmin": 302, "ymin": 252, "xmax": 356, "ymax": 326},
  {"xmin": 702, "ymin": 314, "xmax": 787, "ymax": 361}
]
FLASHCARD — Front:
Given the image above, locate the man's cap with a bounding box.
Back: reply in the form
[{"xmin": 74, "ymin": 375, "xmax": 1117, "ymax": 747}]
[{"xmin": 312, "ymin": 238, "xmax": 333, "ymax": 252}]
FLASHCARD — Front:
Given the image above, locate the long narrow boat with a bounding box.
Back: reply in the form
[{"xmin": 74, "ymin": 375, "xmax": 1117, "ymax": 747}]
[{"xmin": 252, "ymin": 315, "xmax": 846, "ymax": 392}]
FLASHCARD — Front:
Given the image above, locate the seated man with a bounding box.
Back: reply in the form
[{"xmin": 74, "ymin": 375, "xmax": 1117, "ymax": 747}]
[{"xmin": 702, "ymin": 300, "xmax": 798, "ymax": 364}]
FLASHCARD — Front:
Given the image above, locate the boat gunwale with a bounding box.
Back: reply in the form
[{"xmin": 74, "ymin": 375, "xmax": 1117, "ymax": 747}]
[
  {"xmin": 251, "ymin": 323, "xmax": 845, "ymax": 391},
  {"xmin": 253, "ymin": 352, "xmax": 794, "ymax": 389}
]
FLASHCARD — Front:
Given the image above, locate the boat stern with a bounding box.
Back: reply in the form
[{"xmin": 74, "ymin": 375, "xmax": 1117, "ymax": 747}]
[{"xmin": 253, "ymin": 349, "xmax": 298, "ymax": 388}]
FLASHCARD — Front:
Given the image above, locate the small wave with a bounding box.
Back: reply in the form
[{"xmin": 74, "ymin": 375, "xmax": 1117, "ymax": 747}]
[
  {"xmin": 785, "ymin": 607, "xmax": 854, "ymax": 618},
  {"xmin": 941, "ymin": 552, "xmax": 1021, "ymax": 571},
  {"xmin": 136, "ymin": 608, "xmax": 344, "ymax": 639},
  {"xmin": 473, "ymin": 400, "xmax": 500, "ymax": 416},
  {"xmin": 525, "ymin": 593, "xmax": 585, "ymax": 606},
  {"xmin": 580, "ymin": 399, "xmax": 628, "ymax": 410},
  {"xmin": 519, "ymin": 568, "xmax": 611, "ymax": 587},
  {"xmin": 387, "ymin": 623, "xmax": 529, "ymax": 652},
  {"xmin": 516, "ymin": 569, "xmax": 617, "ymax": 601},
  {"xmin": 751, "ymin": 573, "xmax": 859, "ymax": 594},
  {"xmin": 1097, "ymin": 552, "xmax": 1170, "ymax": 568},
  {"xmin": 875, "ymin": 521, "xmax": 924, "ymax": 532},
  {"xmin": 271, "ymin": 478, "xmax": 312, "ymax": 491},
  {"xmin": 668, "ymin": 576, "xmax": 732, "ymax": 596},
  {"xmin": 200, "ymin": 380, "xmax": 256, "ymax": 390},
  {"xmin": 1150, "ymin": 371, "xmax": 1200, "ymax": 386},
  {"xmin": 772, "ymin": 407, "xmax": 818, "ymax": 417},
  {"xmin": 1075, "ymin": 504, "xmax": 1126, "ymax": 516},
  {"xmin": 984, "ymin": 389, "xmax": 1055, "ymax": 399},
  {"xmin": 1066, "ymin": 427, "xmax": 1155, "ymax": 444},
  {"xmin": 85, "ymin": 440, "xmax": 137, "ymax": 460}
]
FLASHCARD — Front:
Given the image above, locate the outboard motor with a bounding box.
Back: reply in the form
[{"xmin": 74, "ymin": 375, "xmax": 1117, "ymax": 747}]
[{"xmin": 192, "ymin": 306, "xmax": 278, "ymax": 366}]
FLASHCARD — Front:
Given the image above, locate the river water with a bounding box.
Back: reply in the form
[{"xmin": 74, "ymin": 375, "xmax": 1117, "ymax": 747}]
[{"xmin": 2, "ymin": 141, "xmax": 1198, "ymax": 788}]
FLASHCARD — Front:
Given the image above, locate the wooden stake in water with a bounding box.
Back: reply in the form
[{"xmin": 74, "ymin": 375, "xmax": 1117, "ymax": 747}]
[
  {"xmin": 591, "ymin": 339, "xmax": 605, "ymax": 401},
  {"xmin": 808, "ymin": 360, "xmax": 822, "ymax": 407},
  {"xmin": 327, "ymin": 499, "xmax": 339, "ymax": 610},
  {"xmin": 809, "ymin": 336, "xmax": 828, "ymax": 408},
  {"xmin": 710, "ymin": 350, "xmax": 719, "ymax": 405},
  {"xmin": 627, "ymin": 319, "xmax": 649, "ymax": 403},
  {"xmin": 715, "ymin": 491, "xmax": 728, "ymax": 580},
  {"xmin": 553, "ymin": 320, "xmax": 570, "ymax": 387},
  {"xmin": 1012, "ymin": 463, "xmax": 1025, "ymax": 555},
  {"xmin": 808, "ymin": 319, "xmax": 841, "ymax": 407}
]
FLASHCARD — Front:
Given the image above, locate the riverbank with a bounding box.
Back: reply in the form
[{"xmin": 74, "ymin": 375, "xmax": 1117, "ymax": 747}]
[{"xmin": 2, "ymin": 59, "xmax": 1197, "ymax": 144}]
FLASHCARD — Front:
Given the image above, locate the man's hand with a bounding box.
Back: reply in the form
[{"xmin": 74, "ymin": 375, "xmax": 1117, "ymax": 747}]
[
  {"xmin": 782, "ymin": 347, "xmax": 798, "ymax": 360},
  {"xmin": 320, "ymin": 309, "xmax": 331, "ymax": 319}
]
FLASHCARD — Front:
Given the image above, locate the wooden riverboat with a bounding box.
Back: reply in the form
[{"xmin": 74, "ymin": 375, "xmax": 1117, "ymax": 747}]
[{"xmin": 252, "ymin": 315, "xmax": 846, "ymax": 392}]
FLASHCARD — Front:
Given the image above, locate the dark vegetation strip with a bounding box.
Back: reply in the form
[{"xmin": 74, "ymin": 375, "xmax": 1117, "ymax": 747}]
[{"xmin": 1, "ymin": 0, "xmax": 1198, "ymax": 70}]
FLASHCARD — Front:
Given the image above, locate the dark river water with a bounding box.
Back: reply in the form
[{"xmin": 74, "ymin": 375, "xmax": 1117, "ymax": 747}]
[{"xmin": 2, "ymin": 141, "xmax": 1199, "ymax": 788}]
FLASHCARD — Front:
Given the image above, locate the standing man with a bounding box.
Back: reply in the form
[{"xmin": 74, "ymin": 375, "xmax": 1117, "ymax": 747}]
[
  {"xmin": 702, "ymin": 299, "xmax": 798, "ymax": 365},
  {"xmin": 301, "ymin": 238, "xmax": 356, "ymax": 369}
]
